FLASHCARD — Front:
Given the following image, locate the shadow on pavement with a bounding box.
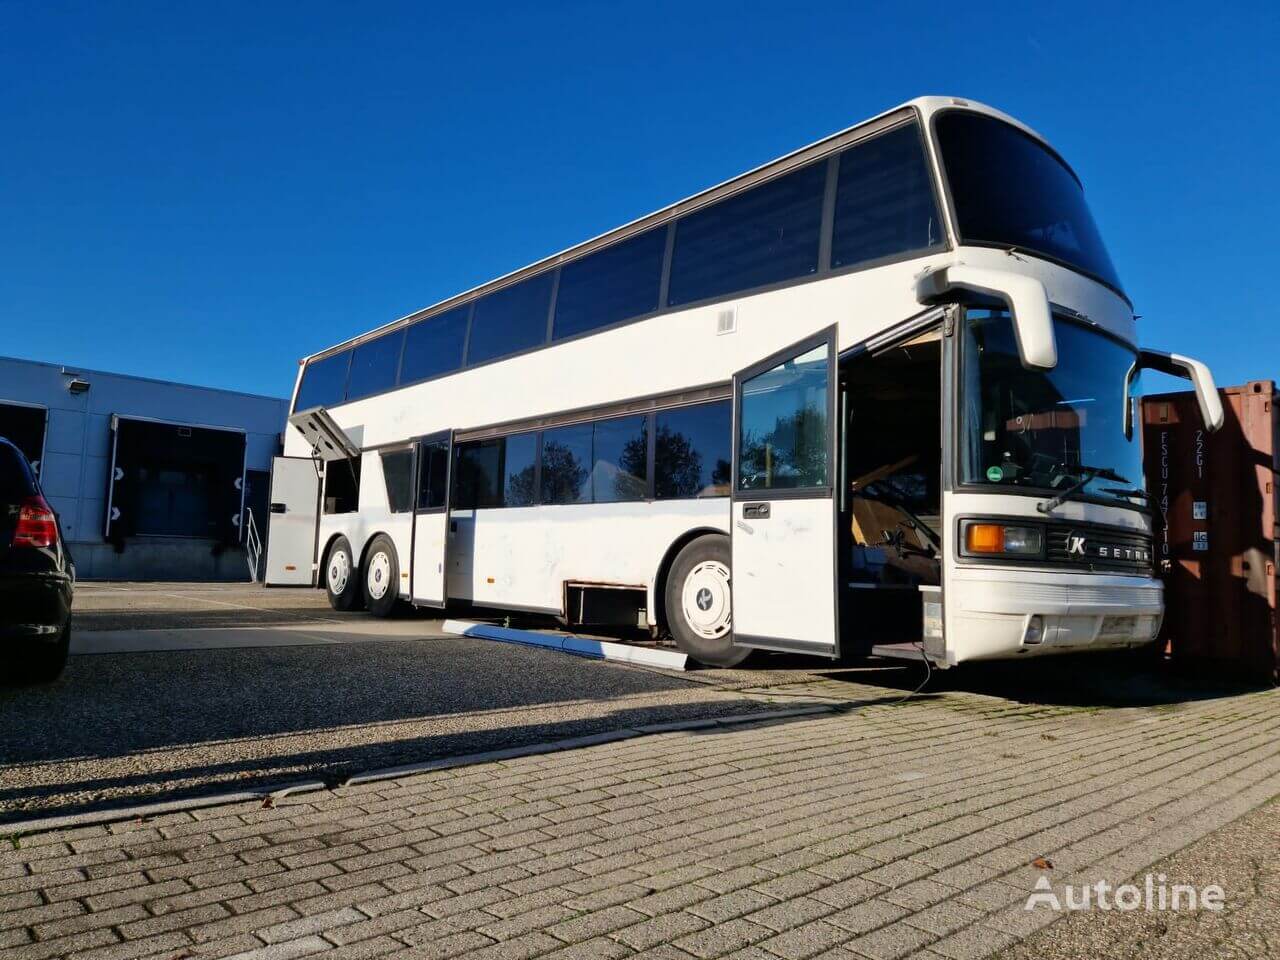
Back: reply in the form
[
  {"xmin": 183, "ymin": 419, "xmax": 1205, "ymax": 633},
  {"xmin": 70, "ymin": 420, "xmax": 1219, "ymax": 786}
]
[{"xmin": 814, "ymin": 652, "xmax": 1268, "ymax": 709}]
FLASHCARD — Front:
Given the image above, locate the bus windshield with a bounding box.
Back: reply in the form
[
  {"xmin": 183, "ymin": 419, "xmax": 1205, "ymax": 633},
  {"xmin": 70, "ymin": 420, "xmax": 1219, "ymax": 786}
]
[
  {"xmin": 936, "ymin": 111, "xmax": 1122, "ymax": 292},
  {"xmin": 959, "ymin": 310, "xmax": 1144, "ymax": 507}
]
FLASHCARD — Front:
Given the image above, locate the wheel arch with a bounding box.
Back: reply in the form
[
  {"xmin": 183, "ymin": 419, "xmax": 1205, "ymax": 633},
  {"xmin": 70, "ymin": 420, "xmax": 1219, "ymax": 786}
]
[{"xmin": 650, "ymin": 526, "xmax": 731, "ymax": 634}]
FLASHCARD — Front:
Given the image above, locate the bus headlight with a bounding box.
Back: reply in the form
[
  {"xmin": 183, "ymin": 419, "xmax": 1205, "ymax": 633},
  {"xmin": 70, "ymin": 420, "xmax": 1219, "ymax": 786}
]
[{"xmin": 962, "ymin": 521, "xmax": 1044, "ymax": 558}]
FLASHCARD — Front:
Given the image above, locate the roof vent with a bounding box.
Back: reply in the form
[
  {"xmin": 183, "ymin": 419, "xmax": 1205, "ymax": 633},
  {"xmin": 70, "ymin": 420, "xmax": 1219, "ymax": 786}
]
[{"xmin": 716, "ymin": 307, "xmax": 737, "ymax": 336}]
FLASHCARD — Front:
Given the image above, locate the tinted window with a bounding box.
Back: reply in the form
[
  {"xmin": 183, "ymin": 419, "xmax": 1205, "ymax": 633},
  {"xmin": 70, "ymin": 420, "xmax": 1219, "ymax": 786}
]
[
  {"xmin": 0, "ymin": 442, "xmax": 37, "ymax": 504},
  {"xmin": 591, "ymin": 415, "xmax": 648, "ymax": 503},
  {"xmin": 655, "ymin": 401, "xmax": 731, "ymax": 499},
  {"xmin": 832, "ymin": 123, "xmax": 943, "ymax": 269},
  {"xmin": 467, "ymin": 272, "xmax": 554, "ymax": 366},
  {"xmin": 936, "ymin": 111, "xmax": 1122, "ymax": 290},
  {"xmin": 541, "ymin": 424, "xmax": 592, "ymax": 505},
  {"xmin": 738, "ymin": 341, "xmax": 830, "ymax": 490},
  {"xmin": 502, "ymin": 433, "xmax": 539, "ymax": 507},
  {"xmin": 417, "ymin": 438, "xmax": 450, "ymax": 510},
  {"xmin": 381, "ymin": 449, "xmax": 414, "ymax": 513},
  {"xmin": 668, "ymin": 161, "xmax": 826, "ymax": 307},
  {"xmin": 553, "ymin": 228, "xmax": 666, "ymax": 340},
  {"xmin": 294, "ymin": 350, "xmax": 351, "ymax": 411},
  {"xmin": 453, "ymin": 439, "xmax": 501, "ymax": 509},
  {"xmin": 400, "ymin": 307, "xmax": 468, "ymax": 385},
  {"xmin": 347, "ymin": 331, "xmax": 404, "ymax": 401}
]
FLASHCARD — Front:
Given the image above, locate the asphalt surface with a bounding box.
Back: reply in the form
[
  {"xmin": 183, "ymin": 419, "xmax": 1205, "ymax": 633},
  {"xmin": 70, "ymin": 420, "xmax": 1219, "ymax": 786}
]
[
  {"xmin": 998, "ymin": 796, "xmax": 1280, "ymax": 960},
  {"xmin": 2, "ymin": 583, "xmax": 842, "ymax": 823},
  {"xmin": 0, "ymin": 634, "xmax": 820, "ymax": 823},
  {"xmin": 69, "ymin": 581, "xmax": 372, "ymax": 632}
]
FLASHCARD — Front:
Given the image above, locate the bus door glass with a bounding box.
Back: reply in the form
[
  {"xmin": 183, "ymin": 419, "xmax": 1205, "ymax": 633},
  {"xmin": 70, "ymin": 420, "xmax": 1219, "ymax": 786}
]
[
  {"xmin": 411, "ymin": 431, "xmax": 453, "ymax": 607},
  {"xmin": 731, "ymin": 327, "xmax": 840, "ymax": 657}
]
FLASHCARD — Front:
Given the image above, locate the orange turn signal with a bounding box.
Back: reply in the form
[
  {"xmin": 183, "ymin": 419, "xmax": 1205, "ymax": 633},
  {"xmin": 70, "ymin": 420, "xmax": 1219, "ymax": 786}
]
[{"xmin": 965, "ymin": 523, "xmax": 1005, "ymax": 554}]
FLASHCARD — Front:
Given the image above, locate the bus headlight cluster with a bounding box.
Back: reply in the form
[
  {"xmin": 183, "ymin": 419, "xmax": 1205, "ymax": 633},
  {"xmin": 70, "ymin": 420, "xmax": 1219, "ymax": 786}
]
[{"xmin": 961, "ymin": 521, "xmax": 1044, "ymax": 558}]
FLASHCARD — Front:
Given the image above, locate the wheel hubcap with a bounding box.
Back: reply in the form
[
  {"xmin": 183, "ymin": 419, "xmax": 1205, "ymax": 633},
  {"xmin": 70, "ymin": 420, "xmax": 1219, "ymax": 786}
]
[
  {"xmin": 328, "ymin": 550, "xmax": 350, "ymax": 595},
  {"xmin": 682, "ymin": 560, "xmax": 731, "ymax": 640},
  {"xmin": 367, "ymin": 551, "xmax": 391, "ymax": 600}
]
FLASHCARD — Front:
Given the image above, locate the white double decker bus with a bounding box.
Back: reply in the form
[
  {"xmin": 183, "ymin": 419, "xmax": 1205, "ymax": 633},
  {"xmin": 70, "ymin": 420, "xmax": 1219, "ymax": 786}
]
[{"xmin": 265, "ymin": 96, "xmax": 1223, "ymax": 668}]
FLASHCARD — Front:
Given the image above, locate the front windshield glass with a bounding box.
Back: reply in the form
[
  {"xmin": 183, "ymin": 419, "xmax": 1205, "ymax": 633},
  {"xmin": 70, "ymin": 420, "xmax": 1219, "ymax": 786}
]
[
  {"xmin": 936, "ymin": 111, "xmax": 1123, "ymax": 292},
  {"xmin": 960, "ymin": 310, "xmax": 1144, "ymax": 506}
]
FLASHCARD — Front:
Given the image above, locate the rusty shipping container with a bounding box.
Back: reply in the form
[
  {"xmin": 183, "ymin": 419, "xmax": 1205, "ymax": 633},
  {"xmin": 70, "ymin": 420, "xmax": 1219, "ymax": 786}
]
[{"xmin": 1141, "ymin": 381, "xmax": 1280, "ymax": 683}]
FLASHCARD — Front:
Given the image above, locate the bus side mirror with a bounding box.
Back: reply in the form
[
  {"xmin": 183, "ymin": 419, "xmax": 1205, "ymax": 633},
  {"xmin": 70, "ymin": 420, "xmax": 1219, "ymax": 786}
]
[
  {"xmin": 1137, "ymin": 349, "xmax": 1225, "ymax": 433},
  {"xmin": 916, "ymin": 265, "xmax": 1057, "ymax": 370}
]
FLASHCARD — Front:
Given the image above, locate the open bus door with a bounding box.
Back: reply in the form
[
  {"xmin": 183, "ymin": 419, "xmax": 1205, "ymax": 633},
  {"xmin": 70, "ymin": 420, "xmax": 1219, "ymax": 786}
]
[
  {"xmin": 272, "ymin": 407, "xmax": 360, "ymax": 587},
  {"xmin": 730, "ymin": 327, "xmax": 840, "ymax": 657},
  {"xmin": 411, "ymin": 431, "xmax": 453, "ymax": 607},
  {"xmin": 264, "ymin": 456, "xmax": 321, "ymax": 585}
]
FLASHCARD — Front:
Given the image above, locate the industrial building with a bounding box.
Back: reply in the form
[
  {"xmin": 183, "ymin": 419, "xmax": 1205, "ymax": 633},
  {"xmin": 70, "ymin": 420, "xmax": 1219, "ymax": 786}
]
[{"xmin": 0, "ymin": 355, "xmax": 289, "ymax": 580}]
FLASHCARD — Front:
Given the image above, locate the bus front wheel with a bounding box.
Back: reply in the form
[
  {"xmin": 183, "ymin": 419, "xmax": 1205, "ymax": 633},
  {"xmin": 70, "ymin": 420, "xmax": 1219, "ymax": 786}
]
[
  {"xmin": 665, "ymin": 535, "xmax": 750, "ymax": 668},
  {"xmin": 325, "ymin": 536, "xmax": 363, "ymax": 612}
]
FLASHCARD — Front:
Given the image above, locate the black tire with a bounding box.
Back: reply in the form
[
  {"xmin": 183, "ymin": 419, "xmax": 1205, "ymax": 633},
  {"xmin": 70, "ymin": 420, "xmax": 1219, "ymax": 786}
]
[
  {"xmin": 362, "ymin": 534, "xmax": 400, "ymax": 618},
  {"xmin": 324, "ymin": 535, "xmax": 363, "ymax": 611},
  {"xmin": 16, "ymin": 622, "xmax": 71, "ymax": 684},
  {"xmin": 664, "ymin": 534, "xmax": 750, "ymax": 668}
]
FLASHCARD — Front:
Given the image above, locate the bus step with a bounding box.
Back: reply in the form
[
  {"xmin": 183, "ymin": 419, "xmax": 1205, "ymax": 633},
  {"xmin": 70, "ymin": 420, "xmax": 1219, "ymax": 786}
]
[{"xmin": 870, "ymin": 642, "xmax": 930, "ymax": 663}]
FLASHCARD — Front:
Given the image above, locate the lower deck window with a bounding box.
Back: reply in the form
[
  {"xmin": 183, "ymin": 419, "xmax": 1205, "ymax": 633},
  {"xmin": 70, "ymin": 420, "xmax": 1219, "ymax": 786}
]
[
  {"xmin": 381, "ymin": 449, "xmax": 414, "ymax": 513},
  {"xmin": 654, "ymin": 401, "xmax": 731, "ymax": 498},
  {"xmin": 324, "ymin": 457, "xmax": 361, "ymax": 514}
]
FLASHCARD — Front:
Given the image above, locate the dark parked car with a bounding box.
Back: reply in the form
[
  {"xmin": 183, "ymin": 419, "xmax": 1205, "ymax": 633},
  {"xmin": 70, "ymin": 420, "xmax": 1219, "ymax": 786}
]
[{"xmin": 1, "ymin": 437, "xmax": 74, "ymax": 682}]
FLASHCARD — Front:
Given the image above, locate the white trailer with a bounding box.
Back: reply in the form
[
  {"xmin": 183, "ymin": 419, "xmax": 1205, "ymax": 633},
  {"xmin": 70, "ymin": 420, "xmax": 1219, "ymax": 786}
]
[{"xmin": 268, "ymin": 96, "xmax": 1223, "ymax": 667}]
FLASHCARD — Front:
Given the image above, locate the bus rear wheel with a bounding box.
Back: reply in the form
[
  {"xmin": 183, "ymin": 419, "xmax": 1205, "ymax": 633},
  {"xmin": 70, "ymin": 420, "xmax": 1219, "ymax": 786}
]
[
  {"xmin": 325, "ymin": 536, "xmax": 363, "ymax": 612},
  {"xmin": 665, "ymin": 535, "xmax": 750, "ymax": 668},
  {"xmin": 363, "ymin": 535, "xmax": 400, "ymax": 618}
]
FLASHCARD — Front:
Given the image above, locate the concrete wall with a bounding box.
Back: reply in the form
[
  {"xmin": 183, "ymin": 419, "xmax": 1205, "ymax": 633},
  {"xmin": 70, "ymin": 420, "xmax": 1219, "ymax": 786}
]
[{"xmin": 0, "ymin": 355, "xmax": 289, "ymax": 581}]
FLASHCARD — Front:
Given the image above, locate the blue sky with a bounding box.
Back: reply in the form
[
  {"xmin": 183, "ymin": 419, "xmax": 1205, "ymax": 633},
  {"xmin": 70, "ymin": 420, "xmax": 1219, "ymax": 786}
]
[{"xmin": 2, "ymin": 1, "xmax": 1276, "ymax": 399}]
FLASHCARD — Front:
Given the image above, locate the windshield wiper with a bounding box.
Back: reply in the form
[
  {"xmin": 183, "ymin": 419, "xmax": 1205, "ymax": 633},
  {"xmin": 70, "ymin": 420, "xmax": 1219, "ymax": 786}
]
[
  {"xmin": 1099, "ymin": 486, "xmax": 1150, "ymax": 501},
  {"xmin": 1036, "ymin": 465, "xmax": 1130, "ymax": 514}
]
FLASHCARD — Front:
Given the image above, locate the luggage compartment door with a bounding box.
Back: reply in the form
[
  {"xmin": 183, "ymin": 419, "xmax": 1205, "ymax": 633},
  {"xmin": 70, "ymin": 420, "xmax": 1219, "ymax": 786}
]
[
  {"xmin": 731, "ymin": 328, "xmax": 840, "ymax": 657},
  {"xmin": 264, "ymin": 456, "xmax": 321, "ymax": 585},
  {"xmin": 411, "ymin": 431, "xmax": 453, "ymax": 608}
]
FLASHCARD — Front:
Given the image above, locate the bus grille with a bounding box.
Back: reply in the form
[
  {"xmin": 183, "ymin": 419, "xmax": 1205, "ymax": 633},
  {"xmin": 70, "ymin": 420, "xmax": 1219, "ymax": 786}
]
[{"xmin": 1045, "ymin": 524, "xmax": 1154, "ymax": 573}]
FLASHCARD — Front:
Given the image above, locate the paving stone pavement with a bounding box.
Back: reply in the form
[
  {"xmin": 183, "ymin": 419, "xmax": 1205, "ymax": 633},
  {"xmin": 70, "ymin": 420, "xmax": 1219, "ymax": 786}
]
[{"xmin": 2, "ymin": 677, "xmax": 1279, "ymax": 960}]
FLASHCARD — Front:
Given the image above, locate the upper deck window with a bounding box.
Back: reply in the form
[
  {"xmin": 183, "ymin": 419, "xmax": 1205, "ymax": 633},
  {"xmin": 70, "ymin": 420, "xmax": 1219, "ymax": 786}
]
[
  {"xmin": 294, "ymin": 350, "xmax": 351, "ymax": 411},
  {"xmin": 831, "ymin": 122, "xmax": 943, "ymax": 269},
  {"xmin": 346, "ymin": 331, "xmax": 404, "ymax": 401},
  {"xmin": 400, "ymin": 306, "xmax": 469, "ymax": 386},
  {"xmin": 668, "ymin": 160, "xmax": 826, "ymax": 307},
  {"xmin": 553, "ymin": 226, "xmax": 666, "ymax": 341},
  {"xmin": 936, "ymin": 111, "xmax": 1122, "ymax": 292},
  {"xmin": 466, "ymin": 272, "xmax": 555, "ymax": 366}
]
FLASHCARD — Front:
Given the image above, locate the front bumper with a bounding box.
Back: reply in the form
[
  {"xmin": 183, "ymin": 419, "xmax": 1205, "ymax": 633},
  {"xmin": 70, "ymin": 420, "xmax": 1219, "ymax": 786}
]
[{"xmin": 946, "ymin": 567, "xmax": 1163, "ymax": 663}]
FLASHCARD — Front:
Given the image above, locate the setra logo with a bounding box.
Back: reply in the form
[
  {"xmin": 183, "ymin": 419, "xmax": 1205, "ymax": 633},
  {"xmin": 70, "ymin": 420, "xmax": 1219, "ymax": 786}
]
[{"xmin": 1067, "ymin": 534, "xmax": 1087, "ymax": 556}]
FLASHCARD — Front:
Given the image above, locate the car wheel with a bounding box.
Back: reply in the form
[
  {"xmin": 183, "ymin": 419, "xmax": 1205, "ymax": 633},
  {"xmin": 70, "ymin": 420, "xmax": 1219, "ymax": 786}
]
[
  {"xmin": 17, "ymin": 622, "xmax": 71, "ymax": 683},
  {"xmin": 363, "ymin": 535, "xmax": 400, "ymax": 618},
  {"xmin": 664, "ymin": 534, "xmax": 750, "ymax": 668},
  {"xmin": 325, "ymin": 536, "xmax": 363, "ymax": 611}
]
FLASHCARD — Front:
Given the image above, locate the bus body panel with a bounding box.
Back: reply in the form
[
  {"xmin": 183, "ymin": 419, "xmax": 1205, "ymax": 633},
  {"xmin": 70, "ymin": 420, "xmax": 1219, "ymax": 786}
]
[{"xmin": 448, "ymin": 499, "xmax": 729, "ymax": 616}]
